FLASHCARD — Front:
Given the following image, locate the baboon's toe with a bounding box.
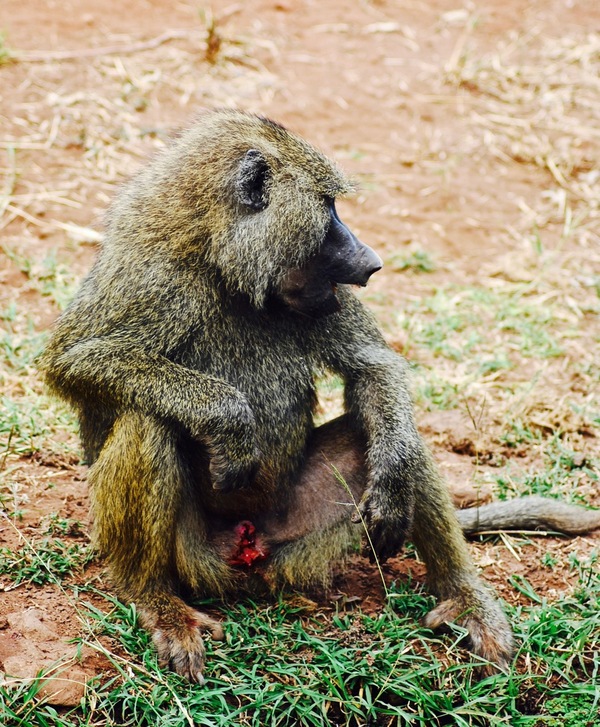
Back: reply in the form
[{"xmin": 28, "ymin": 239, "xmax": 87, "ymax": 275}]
[
  {"xmin": 153, "ymin": 622, "xmax": 207, "ymax": 683},
  {"xmin": 424, "ymin": 591, "xmax": 514, "ymax": 676},
  {"xmin": 147, "ymin": 607, "xmax": 224, "ymax": 683}
]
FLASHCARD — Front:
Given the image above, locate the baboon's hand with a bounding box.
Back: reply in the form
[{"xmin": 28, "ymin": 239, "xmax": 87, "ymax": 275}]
[
  {"xmin": 352, "ymin": 486, "xmax": 413, "ymax": 563},
  {"xmin": 205, "ymin": 397, "xmax": 260, "ymax": 493}
]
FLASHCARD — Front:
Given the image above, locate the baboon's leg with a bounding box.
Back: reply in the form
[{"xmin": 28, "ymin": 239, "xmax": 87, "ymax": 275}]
[
  {"xmin": 409, "ymin": 452, "xmax": 514, "ymax": 674},
  {"xmin": 260, "ymin": 415, "xmax": 366, "ymax": 588},
  {"xmin": 264, "ymin": 416, "xmax": 367, "ymax": 543},
  {"xmin": 89, "ymin": 411, "xmax": 227, "ymax": 684},
  {"xmin": 262, "ymin": 417, "xmax": 513, "ymax": 673}
]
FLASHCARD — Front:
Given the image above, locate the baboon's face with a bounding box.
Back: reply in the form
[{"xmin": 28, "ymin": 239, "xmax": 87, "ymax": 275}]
[
  {"xmin": 277, "ymin": 200, "xmax": 382, "ymax": 318},
  {"xmin": 230, "ymin": 145, "xmax": 381, "ymax": 316}
]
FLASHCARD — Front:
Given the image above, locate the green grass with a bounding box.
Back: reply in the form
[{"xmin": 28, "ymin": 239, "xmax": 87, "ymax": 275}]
[
  {"xmin": 493, "ymin": 436, "xmax": 599, "ymax": 502},
  {"xmin": 0, "ymin": 537, "xmax": 92, "ymax": 586},
  {"xmin": 2, "ymin": 248, "xmax": 80, "ymax": 312},
  {"xmin": 411, "ymin": 366, "xmax": 461, "ymax": 411},
  {"xmin": 0, "ymin": 299, "xmax": 79, "ymax": 458},
  {"xmin": 0, "ymin": 390, "xmax": 78, "ymax": 459},
  {"xmin": 1, "ymin": 395, "xmax": 60, "ymax": 457},
  {"xmin": 402, "ymin": 282, "xmax": 566, "ymax": 413},
  {"xmin": 544, "ymin": 694, "xmax": 600, "ymax": 727},
  {"xmin": 388, "ymin": 249, "xmax": 436, "ymax": 274},
  {"xmin": 1, "ymin": 564, "xmax": 599, "ymax": 726},
  {"xmin": 0, "ymin": 316, "xmax": 47, "ymax": 372},
  {"xmin": 0, "ymin": 32, "xmax": 13, "ymax": 65},
  {"xmin": 399, "ymin": 284, "xmax": 564, "ymax": 368}
]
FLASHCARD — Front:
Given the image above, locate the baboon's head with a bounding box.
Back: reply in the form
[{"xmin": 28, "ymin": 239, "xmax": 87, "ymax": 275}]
[
  {"xmin": 136, "ymin": 110, "xmax": 382, "ymax": 316},
  {"xmin": 274, "ymin": 196, "xmax": 382, "ymax": 317}
]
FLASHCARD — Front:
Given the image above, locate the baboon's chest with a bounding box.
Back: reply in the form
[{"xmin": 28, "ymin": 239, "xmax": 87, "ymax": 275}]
[{"xmin": 186, "ymin": 314, "xmax": 316, "ymax": 453}]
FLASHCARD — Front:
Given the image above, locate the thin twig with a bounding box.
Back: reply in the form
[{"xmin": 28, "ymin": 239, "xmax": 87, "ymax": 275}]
[
  {"xmin": 0, "ymin": 146, "xmax": 17, "ymax": 218},
  {"xmin": 328, "ymin": 462, "xmax": 390, "ymax": 599},
  {"xmin": 12, "ymin": 30, "xmax": 195, "ymax": 63}
]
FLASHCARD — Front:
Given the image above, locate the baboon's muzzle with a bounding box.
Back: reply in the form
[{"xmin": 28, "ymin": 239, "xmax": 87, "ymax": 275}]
[
  {"xmin": 324, "ymin": 205, "xmax": 382, "ymax": 287},
  {"xmin": 277, "ymin": 203, "xmax": 383, "ymax": 317}
]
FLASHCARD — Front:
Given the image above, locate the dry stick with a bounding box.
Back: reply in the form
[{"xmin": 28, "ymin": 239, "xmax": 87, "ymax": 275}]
[
  {"xmin": 328, "ymin": 463, "xmax": 389, "ymax": 598},
  {"xmin": 12, "ymin": 30, "xmax": 195, "ymax": 63},
  {"xmin": 0, "ymin": 147, "xmax": 17, "ymax": 218},
  {"xmin": 1, "ymin": 202, "xmax": 102, "ymax": 242}
]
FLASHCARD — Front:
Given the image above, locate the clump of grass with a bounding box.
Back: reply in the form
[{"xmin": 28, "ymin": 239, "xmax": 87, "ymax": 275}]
[
  {"xmin": 0, "ymin": 537, "xmax": 92, "ymax": 586},
  {"xmin": 0, "ymin": 316, "xmax": 47, "ymax": 372},
  {"xmin": 0, "ymin": 391, "xmax": 77, "ymax": 458},
  {"xmin": 412, "ymin": 366, "xmax": 461, "ymax": 411},
  {"xmin": 0, "ymin": 478, "xmax": 27, "ymax": 519},
  {"xmin": 389, "ymin": 249, "xmax": 436, "ymax": 274},
  {"xmin": 493, "ymin": 435, "xmax": 599, "ymax": 503},
  {"xmin": 0, "ymin": 33, "xmax": 13, "ymax": 65},
  {"xmin": 41, "ymin": 513, "xmax": 84, "ymax": 537},
  {"xmin": 0, "ymin": 675, "xmax": 54, "ymax": 727},
  {"xmin": 544, "ymin": 694, "xmax": 600, "ymax": 727},
  {"xmin": 0, "ymin": 298, "xmax": 79, "ymax": 458},
  {"xmin": 399, "ymin": 284, "xmax": 564, "ymax": 366},
  {"xmin": 2, "ymin": 247, "xmax": 80, "ymax": 311}
]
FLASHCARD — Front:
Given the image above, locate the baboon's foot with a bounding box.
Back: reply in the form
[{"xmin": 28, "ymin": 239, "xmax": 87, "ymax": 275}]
[
  {"xmin": 139, "ymin": 600, "xmax": 224, "ymax": 683},
  {"xmin": 424, "ymin": 584, "xmax": 514, "ymax": 677}
]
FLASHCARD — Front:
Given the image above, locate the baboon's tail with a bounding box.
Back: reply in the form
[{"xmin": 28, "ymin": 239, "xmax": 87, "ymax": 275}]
[{"xmin": 456, "ymin": 495, "xmax": 600, "ymax": 536}]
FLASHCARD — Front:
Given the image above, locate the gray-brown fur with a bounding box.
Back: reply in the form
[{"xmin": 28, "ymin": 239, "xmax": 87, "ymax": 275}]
[
  {"xmin": 455, "ymin": 495, "xmax": 600, "ymax": 536},
  {"xmin": 41, "ymin": 109, "xmax": 598, "ymax": 682}
]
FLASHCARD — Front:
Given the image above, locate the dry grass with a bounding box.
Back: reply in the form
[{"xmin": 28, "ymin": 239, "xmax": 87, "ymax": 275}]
[
  {"xmin": 0, "ymin": 13, "xmax": 278, "ymax": 256},
  {"xmin": 379, "ymin": 25, "xmax": 600, "ymax": 486}
]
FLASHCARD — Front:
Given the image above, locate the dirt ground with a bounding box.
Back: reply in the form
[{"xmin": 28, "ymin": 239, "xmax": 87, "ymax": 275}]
[{"xmin": 1, "ymin": 0, "xmax": 599, "ymax": 707}]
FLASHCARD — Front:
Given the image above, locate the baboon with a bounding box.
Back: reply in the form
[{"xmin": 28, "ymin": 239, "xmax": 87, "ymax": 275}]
[{"xmin": 41, "ymin": 109, "xmax": 600, "ymax": 683}]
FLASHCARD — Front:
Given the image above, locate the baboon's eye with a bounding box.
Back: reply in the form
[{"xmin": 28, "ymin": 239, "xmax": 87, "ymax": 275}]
[{"xmin": 235, "ymin": 149, "xmax": 270, "ymax": 212}]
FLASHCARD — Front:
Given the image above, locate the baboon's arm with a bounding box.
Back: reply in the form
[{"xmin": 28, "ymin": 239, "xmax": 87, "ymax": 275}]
[
  {"xmin": 43, "ymin": 337, "xmax": 258, "ymax": 491},
  {"xmin": 315, "ymin": 290, "xmax": 426, "ymax": 560}
]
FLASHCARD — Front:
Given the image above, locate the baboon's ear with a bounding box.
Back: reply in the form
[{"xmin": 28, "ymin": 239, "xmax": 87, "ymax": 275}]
[{"xmin": 235, "ymin": 149, "xmax": 270, "ymax": 211}]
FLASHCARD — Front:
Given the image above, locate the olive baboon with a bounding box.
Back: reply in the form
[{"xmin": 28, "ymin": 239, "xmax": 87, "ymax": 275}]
[{"xmin": 41, "ymin": 109, "xmax": 600, "ymax": 683}]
